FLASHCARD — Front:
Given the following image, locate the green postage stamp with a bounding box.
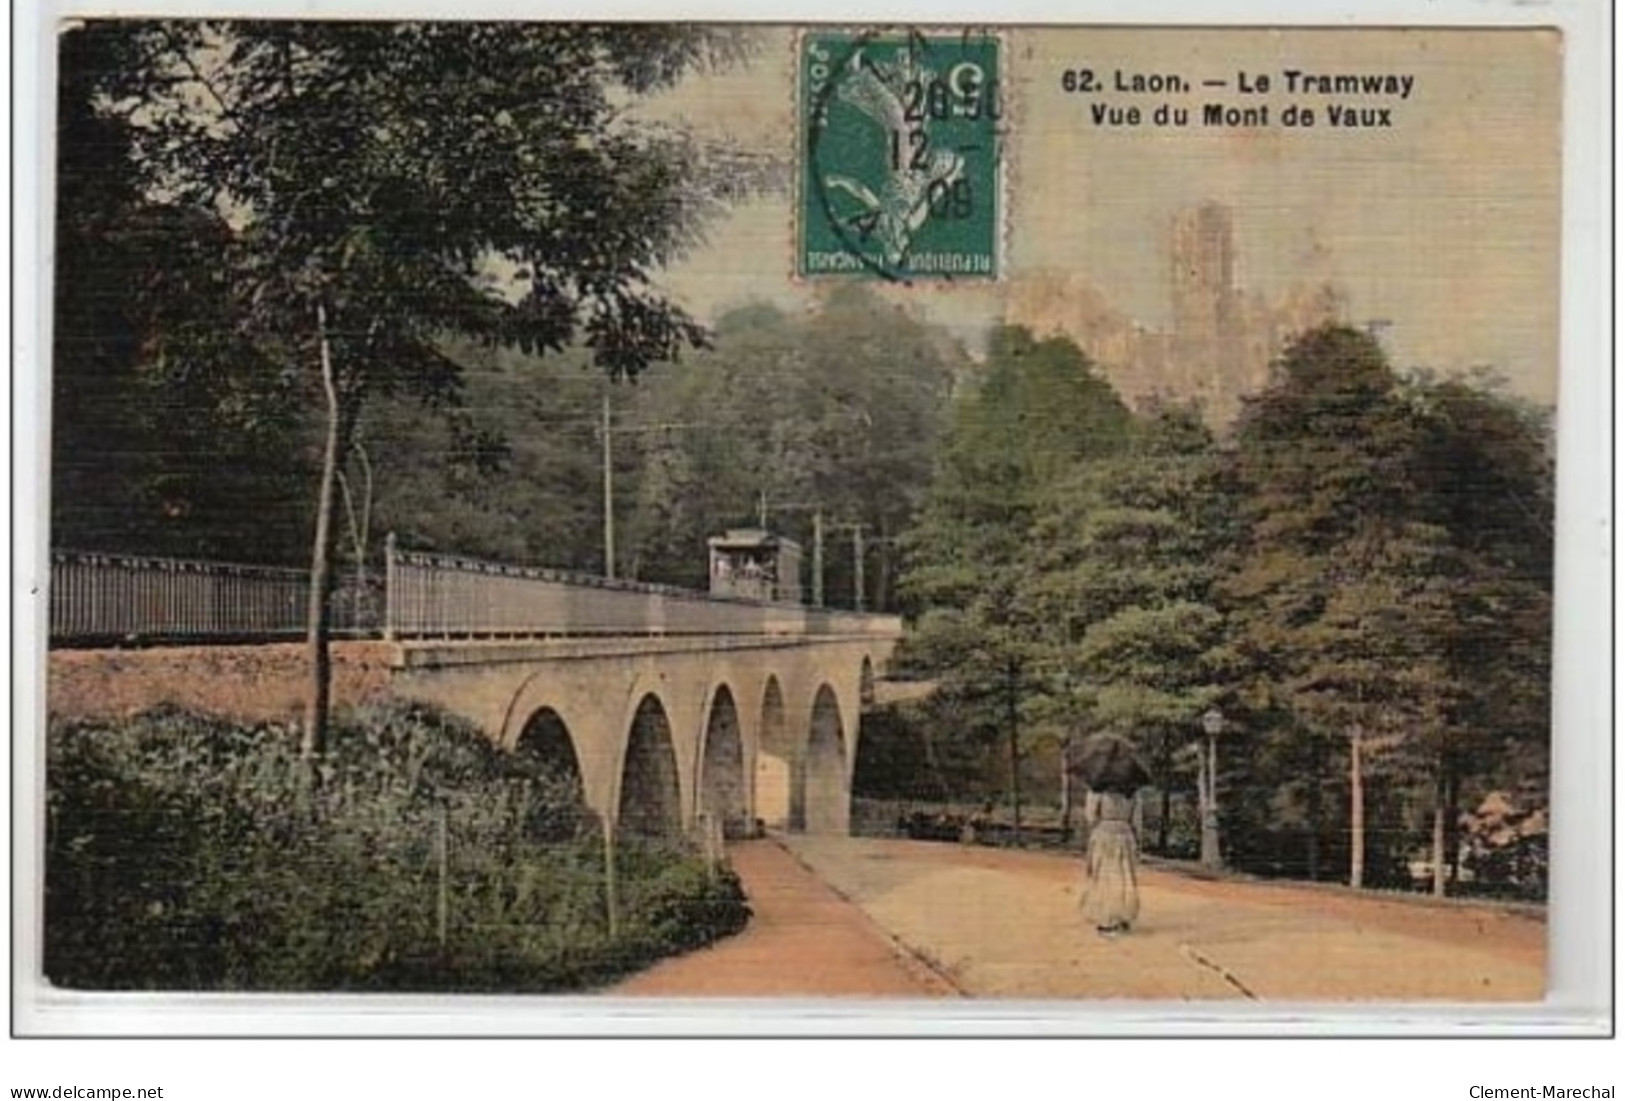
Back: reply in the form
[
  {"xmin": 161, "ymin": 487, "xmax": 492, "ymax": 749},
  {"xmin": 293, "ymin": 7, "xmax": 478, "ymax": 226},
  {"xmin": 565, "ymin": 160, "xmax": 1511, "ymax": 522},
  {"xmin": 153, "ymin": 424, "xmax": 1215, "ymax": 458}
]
[{"xmin": 798, "ymin": 30, "xmax": 1002, "ymax": 280}]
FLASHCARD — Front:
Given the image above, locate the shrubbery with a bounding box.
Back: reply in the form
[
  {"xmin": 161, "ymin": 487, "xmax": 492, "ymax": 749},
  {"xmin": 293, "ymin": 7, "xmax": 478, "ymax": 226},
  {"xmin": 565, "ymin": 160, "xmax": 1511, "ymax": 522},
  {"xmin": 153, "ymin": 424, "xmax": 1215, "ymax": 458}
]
[{"xmin": 45, "ymin": 702, "xmax": 749, "ymax": 991}]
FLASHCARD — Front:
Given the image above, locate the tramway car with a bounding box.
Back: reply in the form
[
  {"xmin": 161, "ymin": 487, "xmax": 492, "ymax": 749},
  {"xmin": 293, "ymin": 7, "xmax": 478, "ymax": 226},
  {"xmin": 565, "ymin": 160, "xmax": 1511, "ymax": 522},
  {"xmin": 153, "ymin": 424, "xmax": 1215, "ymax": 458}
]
[{"xmin": 706, "ymin": 528, "xmax": 803, "ymax": 604}]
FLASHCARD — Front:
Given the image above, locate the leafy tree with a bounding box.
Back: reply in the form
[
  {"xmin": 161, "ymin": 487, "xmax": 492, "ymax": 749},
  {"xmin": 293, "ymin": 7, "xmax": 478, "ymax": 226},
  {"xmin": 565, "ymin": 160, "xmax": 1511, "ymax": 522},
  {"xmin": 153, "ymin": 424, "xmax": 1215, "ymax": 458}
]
[
  {"xmin": 1403, "ymin": 376, "xmax": 1554, "ymax": 888},
  {"xmin": 1017, "ymin": 407, "xmax": 1237, "ymax": 851},
  {"xmin": 361, "ymin": 340, "xmax": 612, "ymax": 572},
  {"xmin": 621, "ymin": 288, "xmax": 961, "ymax": 603},
  {"xmin": 1224, "ymin": 326, "xmax": 1553, "ymax": 893},
  {"xmin": 82, "ymin": 21, "xmax": 756, "ymax": 753},
  {"xmin": 53, "ymin": 25, "xmax": 313, "ymax": 563},
  {"xmin": 899, "ymin": 328, "xmax": 1134, "ymax": 827},
  {"xmin": 903, "ymin": 326, "xmax": 1133, "ymax": 623},
  {"xmin": 1223, "ymin": 326, "xmax": 1432, "ymax": 884}
]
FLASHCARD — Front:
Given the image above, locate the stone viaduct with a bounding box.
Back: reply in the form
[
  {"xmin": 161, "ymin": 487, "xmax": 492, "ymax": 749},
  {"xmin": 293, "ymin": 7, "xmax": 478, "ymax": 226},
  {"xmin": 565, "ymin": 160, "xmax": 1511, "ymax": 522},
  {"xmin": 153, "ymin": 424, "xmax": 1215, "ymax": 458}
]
[
  {"xmin": 49, "ymin": 545, "xmax": 905, "ymax": 839},
  {"xmin": 387, "ymin": 633, "xmax": 893, "ymax": 839}
]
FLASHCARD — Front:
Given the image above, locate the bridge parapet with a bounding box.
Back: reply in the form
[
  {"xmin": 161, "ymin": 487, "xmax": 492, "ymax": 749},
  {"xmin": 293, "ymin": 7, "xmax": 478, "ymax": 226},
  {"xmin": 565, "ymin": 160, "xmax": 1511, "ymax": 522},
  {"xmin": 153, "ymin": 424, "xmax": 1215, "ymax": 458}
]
[
  {"xmin": 48, "ymin": 549, "xmax": 376, "ymax": 644},
  {"xmin": 386, "ymin": 547, "xmax": 901, "ymax": 641},
  {"xmin": 47, "ymin": 545, "xmax": 902, "ymax": 645}
]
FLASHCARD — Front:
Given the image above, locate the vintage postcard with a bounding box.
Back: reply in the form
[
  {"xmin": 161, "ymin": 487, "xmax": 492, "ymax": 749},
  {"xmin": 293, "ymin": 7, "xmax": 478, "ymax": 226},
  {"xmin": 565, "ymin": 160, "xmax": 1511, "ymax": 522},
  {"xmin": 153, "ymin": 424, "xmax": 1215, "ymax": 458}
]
[{"xmin": 15, "ymin": 4, "xmax": 1610, "ymax": 1040}]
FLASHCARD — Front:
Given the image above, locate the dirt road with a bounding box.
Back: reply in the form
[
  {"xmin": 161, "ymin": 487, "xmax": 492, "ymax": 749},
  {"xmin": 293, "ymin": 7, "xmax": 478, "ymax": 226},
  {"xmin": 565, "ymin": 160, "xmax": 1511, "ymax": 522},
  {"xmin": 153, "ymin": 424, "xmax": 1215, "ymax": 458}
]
[
  {"xmin": 783, "ymin": 835, "xmax": 1546, "ymax": 1002},
  {"xmin": 611, "ymin": 836, "xmax": 1545, "ymax": 1002},
  {"xmin": 607, "ymin": 839, "xmax": 955, "ymax": 997}
]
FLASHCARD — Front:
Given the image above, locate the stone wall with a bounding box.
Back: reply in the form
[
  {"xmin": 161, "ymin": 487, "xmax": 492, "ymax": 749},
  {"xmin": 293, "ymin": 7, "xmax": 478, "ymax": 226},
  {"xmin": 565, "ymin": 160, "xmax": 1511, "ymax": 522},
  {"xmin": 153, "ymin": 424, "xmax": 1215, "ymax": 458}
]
[{"xmin": 47, "ymin": 641, "xmax": 397, "ymax": 724}]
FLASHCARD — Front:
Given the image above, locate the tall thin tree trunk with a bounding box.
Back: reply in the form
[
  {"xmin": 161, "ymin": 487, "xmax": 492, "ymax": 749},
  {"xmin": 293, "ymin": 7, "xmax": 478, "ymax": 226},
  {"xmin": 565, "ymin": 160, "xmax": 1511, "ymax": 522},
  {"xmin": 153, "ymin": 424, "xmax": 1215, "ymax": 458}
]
[
  {"xmin": 1349, "ymin": 724, "xmax": 1365, "ymax": 890},
  {"xmin": 920, "ymin": 725, "xmax": 944, "ymax": 798},
  {"xmin": 1059, "ymin": 734, "xmax": 1073, "ymax": 844},
  {"xmin": 1157, "ymin": 728, "xmax": 1172, "ymax": 855},
  {"xmin": 303, "ymin": 303, "xmax": 343, "ymax": 759},
  {"xmin": 1446, "ymin": 767, "xmax": 1462, "ymax": 888},
  {"xmin": 874, "ymin": 517, "xmax": 891, "ymax": 611},
  {"xmin": 1431, "ymin": 760, "xmax": 1449, "ymax": 898},
  {"xmin": 601, "ymin": 390, "xmax": 615, "ymax": 580},
  {"xmin": 1306, "ymin": 737, "xmax": 1323, "ymax": 881},
  {"xmin": 1006, "ymin": 658, "xmax": 1022, "ymax": 845},
  {"xmin": 337, "ymin": 439, "xmax": 373, "ymax": 628}
]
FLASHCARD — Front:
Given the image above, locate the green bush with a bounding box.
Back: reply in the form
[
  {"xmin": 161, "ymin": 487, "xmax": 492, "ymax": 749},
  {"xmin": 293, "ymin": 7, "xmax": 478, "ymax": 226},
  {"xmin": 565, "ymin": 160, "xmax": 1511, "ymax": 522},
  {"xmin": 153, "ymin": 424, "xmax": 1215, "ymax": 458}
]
[{"xmin": 45, "ymin": 702, "xmax": 750, "ymax": 991}]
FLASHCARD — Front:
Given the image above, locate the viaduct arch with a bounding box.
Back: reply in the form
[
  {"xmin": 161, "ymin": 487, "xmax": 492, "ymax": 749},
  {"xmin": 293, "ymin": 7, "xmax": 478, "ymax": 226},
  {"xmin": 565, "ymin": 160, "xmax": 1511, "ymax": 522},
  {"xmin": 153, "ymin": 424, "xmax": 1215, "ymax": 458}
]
[{"xmin": 387, "ymin": 635, "xmax": 893, "ymax": 840}]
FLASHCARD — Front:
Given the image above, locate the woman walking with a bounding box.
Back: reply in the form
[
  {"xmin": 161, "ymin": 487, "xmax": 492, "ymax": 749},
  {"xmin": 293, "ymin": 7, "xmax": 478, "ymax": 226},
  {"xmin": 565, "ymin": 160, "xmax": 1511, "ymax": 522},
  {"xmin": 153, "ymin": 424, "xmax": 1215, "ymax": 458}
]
[
  {"xmin": 1070, "ymin": 732, "xmax": 1149, "ymax": 937},
  {"xmin": 1081, "ymin": 788, "xmax": 1140, "ymax": 936}
]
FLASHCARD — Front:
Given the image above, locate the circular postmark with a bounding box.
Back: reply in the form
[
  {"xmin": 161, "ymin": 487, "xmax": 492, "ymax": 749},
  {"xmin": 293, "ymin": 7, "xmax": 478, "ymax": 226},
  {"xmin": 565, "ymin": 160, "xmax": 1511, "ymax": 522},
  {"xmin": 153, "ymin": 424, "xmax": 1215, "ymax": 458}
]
[{"xmin": 801, "ymin": 28, "xmax": 1004, "ymax": 284}]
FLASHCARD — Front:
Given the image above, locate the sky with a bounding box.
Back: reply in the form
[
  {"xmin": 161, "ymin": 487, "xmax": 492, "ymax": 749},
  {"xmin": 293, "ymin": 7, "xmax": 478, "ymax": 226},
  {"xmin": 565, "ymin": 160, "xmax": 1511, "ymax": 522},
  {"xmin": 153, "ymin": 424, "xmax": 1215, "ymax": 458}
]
[{"xmin": 647, "ymin": 26, "xmax": 1562, "ymax": 402}]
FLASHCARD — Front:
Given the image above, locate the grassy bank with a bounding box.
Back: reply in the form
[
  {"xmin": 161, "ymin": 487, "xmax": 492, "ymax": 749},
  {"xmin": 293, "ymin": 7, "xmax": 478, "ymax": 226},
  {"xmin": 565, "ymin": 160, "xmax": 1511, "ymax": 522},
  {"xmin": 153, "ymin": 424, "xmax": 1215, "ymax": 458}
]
[{"xmin": 45, "ymin": 702, "xmax": 749, "ymax": 991}]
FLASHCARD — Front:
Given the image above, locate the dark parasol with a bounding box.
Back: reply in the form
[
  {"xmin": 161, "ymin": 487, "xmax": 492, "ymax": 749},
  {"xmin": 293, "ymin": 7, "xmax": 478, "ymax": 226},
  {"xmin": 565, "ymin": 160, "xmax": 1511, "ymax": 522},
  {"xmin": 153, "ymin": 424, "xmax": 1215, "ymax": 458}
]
[{"xmin": 1068, "ymin": 733, "xmax": 1152, "ymax": 795}]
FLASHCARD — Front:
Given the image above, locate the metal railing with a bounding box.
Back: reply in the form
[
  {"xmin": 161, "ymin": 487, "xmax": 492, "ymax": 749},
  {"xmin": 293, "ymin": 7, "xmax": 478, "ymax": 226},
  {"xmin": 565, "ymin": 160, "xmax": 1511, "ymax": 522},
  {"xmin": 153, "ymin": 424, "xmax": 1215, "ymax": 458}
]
[
  {"xmin": 384, "ymin": 539, "xmax": 899, "ymax": 639},
  {"xmin": 47, "ymin": 539, "xmax": 901, "ymax": 646},
  {"xmin": 49, "ymin": 550, "xmax": 380, "ymax": 644}
]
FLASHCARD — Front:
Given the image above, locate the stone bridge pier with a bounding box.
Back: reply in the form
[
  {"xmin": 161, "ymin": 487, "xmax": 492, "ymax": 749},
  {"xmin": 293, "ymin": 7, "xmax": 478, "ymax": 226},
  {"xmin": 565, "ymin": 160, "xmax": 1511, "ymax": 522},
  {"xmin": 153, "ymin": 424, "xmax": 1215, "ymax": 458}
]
[{"xmin": 386, "ymin": 635, "xmax": 891, "ymax": 840}]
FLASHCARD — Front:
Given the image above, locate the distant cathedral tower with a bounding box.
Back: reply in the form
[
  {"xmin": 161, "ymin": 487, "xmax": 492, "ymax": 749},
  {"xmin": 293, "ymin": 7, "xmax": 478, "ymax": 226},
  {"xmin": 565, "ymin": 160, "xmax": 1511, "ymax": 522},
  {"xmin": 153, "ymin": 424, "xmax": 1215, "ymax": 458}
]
[
  {"xmin": 1171, "ymin": 202, "xmax": 1236, "ymax": 335},
  {"xmin": 1170, "ymin": 202, "xmax": 1244, "ymax": 414},
  {"xmin": 1003, "ymin": 200, "xmax": 1349, "ymax": 431}
]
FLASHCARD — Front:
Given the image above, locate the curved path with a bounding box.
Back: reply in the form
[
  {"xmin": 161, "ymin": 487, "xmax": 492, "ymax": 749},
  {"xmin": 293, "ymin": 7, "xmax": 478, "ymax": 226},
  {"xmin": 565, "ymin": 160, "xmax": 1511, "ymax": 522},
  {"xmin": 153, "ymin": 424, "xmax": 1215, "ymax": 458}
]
[
  {"xmin": 607, "ymin": 839, "xmax": 956, "ymax": 997},
  {"xmin": 781, "ymin": 836, "xmax": 1545, "ymax": 1001},
  {"xmin": 610, "ymin": 836, "xmax": 1544, "ymax": 1002}
]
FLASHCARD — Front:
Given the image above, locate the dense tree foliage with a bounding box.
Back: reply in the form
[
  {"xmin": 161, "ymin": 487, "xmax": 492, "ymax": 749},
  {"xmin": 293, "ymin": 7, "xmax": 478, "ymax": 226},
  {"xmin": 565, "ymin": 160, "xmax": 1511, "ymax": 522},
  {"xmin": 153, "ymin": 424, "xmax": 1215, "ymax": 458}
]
[
  {"xmin": 1013, "ymin": 407, "xmax": 1237, "ymax": 850},
  {"xmin": 896, "ymin": 328, "xmax": 1135, "ymax": 825},
  {"xmin": 52, "ymin": 25, "xmax": 315, "ymax": 563},
  {"xmin": 619, "ymin": 288, "xmax": 961, "ymax": 603},
  {"xmin": 292, "ymin": 287, "xmax": 961, "ymax": 603},
  {"xmin": 55, "ymin": 20, "xmax": 756, "ymax": 749},
  {"xmin": 50, "ymin": 22, "xmax": 1553, "ymax": 898},
  {"xmin": 896, "ymin": 324, "xmax": 1553, "ymax": 897}
]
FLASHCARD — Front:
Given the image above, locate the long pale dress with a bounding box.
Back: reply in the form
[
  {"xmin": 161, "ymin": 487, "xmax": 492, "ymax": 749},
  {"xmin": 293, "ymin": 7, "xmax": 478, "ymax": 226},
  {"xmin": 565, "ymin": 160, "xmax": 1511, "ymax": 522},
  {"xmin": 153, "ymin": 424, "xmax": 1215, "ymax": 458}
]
[{"xmin": 1080, "ymin": 791, "xmax": 1141, "ymax": 930}]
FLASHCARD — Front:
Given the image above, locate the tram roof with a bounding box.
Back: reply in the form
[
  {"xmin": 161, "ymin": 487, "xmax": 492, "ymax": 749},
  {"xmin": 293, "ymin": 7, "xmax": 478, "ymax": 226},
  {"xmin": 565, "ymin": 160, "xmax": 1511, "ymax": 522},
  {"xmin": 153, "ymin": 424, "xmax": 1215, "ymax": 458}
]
[{"xmin": 707, "ymin": 528, "xmax": 801, "ymax": 552}]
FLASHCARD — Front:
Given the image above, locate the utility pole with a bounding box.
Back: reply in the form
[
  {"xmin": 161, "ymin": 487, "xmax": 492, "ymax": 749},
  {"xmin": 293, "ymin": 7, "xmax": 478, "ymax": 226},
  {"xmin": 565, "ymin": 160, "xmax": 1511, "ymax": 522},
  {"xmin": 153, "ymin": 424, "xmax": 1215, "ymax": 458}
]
[
  {"xmin": 601, "ymin": 391, "xmax": 615, "ymax": 580},
  {"xmin": 812, "ymin": 508, "xmax": 825, "ymax": 607},
  {"xmin": 852, "ymin": 523, "xmax": 865, "ymax": 612}
]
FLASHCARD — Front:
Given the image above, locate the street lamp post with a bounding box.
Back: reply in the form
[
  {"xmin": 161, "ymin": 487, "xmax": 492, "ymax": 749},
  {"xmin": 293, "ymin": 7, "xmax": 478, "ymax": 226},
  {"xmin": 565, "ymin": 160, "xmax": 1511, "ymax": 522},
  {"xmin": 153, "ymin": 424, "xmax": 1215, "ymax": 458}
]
[{"xmin": 1200, "ymin": 707, "xmax": 1225, "ymax": 871}]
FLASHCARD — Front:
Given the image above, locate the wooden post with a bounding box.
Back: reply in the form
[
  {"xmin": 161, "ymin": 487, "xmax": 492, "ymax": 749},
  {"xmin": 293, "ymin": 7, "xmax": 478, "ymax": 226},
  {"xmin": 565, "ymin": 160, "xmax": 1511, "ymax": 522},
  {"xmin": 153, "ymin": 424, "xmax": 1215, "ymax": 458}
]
[
  {"xmin": 383, "ymin": 531, "xmax": 398, "ymax": 641},
  {"xmin": 436, "ymin": 799, "xmax": 450, "ymax": 952}
]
